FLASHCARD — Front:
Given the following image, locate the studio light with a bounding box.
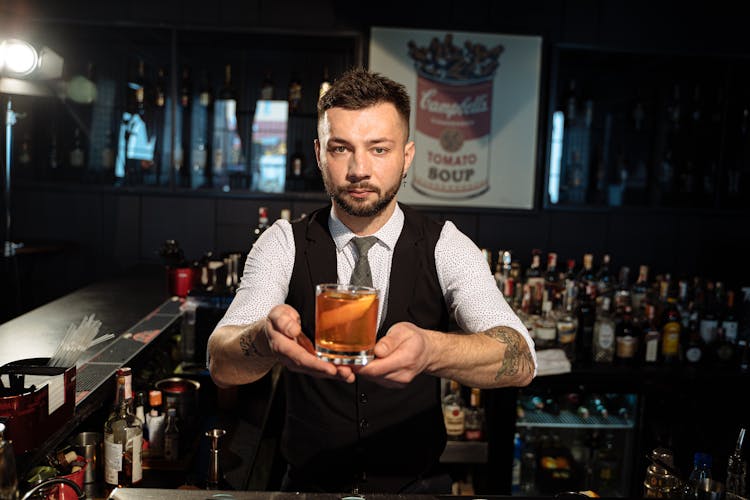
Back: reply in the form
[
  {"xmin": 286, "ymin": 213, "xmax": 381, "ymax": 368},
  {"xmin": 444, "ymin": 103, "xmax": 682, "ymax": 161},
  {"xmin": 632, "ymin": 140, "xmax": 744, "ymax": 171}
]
[{"xmin": 0, "ymin": 39, "xmax": 40, "ymax": 77}]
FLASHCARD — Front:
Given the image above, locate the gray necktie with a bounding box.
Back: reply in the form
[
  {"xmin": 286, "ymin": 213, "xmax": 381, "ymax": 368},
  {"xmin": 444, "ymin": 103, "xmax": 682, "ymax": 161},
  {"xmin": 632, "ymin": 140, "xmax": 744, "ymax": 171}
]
[{"xmin": 350, "ymin": 236, "xmax": 378, "ymax": 287}]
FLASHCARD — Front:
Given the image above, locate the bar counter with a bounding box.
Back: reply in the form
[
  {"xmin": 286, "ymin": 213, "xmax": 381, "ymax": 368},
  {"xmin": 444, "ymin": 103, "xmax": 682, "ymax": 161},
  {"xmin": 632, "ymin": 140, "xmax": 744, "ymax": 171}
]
[
  {"xmin": 0, "ymin": 264, "xmax": 182, "ymax": 476},
  {"xmin": 108, "ymin": 488, "xmax": 512, "ymax": 500}
]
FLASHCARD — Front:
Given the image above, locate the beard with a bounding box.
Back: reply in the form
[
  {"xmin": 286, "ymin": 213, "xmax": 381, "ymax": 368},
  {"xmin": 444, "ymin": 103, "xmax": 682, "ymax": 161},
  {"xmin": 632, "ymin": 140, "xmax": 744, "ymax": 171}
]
[{"xmin": 323, "ymin": 169, "xmax": 403, "ymax": 218}]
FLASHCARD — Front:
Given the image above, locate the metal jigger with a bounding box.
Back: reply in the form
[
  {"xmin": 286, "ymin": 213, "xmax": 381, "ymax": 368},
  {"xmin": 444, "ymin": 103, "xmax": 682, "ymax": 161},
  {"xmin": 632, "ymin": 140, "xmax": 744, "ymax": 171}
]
[{"xmin": 206, "ymin": 428, "xmax": 227, "ymax": 490}]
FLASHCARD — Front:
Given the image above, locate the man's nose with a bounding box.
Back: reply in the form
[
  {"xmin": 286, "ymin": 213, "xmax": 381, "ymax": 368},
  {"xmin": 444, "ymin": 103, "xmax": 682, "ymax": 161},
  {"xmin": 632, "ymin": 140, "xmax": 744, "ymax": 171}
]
[{"xmin": 347, "ymin": 149, "xmax": 371, "ymax": 180}]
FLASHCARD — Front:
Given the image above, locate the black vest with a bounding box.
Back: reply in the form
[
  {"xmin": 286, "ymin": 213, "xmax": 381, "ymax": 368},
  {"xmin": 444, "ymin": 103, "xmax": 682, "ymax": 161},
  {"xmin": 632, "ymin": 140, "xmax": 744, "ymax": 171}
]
[{"xmin": 283, "ymin": 203, "xmax": 450, "ymax": 491}]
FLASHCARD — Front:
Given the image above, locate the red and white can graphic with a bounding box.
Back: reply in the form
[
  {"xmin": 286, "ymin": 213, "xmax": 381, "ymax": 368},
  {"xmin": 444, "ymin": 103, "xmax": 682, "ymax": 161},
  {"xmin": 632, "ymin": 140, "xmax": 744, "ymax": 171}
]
[{"xmin": 412, "ymin": 73, "xmax": 493, "ymax": 198}]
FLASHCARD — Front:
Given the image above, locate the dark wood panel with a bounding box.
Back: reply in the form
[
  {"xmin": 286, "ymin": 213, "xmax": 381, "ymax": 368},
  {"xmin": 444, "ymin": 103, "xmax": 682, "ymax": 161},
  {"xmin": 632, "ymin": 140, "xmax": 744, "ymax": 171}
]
[{"xmin": 140, "ymin": 196, "xmax": 216, "ymax": 263}]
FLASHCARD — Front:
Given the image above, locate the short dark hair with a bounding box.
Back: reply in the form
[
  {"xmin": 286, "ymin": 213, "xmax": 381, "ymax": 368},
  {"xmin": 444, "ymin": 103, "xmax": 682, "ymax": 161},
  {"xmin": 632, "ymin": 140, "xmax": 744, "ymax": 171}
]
[{"xmin": 318, "ymin": 67, "xmax": 411, "ymax": 134}]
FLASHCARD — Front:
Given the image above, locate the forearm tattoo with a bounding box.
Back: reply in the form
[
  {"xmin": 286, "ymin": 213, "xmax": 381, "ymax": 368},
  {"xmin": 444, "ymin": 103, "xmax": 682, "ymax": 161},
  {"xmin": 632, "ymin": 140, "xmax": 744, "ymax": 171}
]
[
  {"xmin": 239, "ymin": 330, "xmax": 267, "ymax": 358},
  {"xmin": 482, "ymin": 326, "xmax": 535, "ymax": 381}
]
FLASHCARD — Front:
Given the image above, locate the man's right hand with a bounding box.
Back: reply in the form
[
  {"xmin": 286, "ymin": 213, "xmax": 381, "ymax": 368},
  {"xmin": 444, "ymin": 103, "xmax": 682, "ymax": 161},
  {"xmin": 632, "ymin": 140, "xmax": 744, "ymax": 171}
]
[{"xmin": 265, "ymin": 304, "xmax": 356, "ymax": 383}]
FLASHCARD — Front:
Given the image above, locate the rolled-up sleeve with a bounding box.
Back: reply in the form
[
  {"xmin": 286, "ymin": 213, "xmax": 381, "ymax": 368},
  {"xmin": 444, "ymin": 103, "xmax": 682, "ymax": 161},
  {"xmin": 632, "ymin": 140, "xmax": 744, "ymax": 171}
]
[
  {"xmin": 435, "ymin": 221, "xmax": 537, "ymax": 372},
  {"xmin": 216, "ymin": 219, "xmax": 295, "ymax": 328}
]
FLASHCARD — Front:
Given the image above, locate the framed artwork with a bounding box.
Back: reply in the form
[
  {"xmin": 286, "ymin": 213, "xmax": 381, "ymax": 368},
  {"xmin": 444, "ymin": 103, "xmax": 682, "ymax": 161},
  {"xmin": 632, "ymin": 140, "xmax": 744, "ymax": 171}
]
[{"xmin": 369, "ymin": 27, "xmax": 542, "ymax": 209}]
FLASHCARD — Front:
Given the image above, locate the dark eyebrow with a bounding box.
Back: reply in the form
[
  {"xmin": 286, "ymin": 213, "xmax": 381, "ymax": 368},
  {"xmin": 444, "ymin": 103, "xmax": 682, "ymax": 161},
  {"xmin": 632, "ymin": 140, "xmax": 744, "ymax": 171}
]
[{"xmin": 328, "ymin": 136, "xmax": 395, "ymax": 146}]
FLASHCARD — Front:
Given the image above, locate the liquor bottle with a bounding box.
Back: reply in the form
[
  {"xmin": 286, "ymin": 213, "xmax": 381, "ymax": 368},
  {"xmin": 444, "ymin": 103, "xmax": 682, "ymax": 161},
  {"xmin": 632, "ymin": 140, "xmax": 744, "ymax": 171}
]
[
  {"xmin": 683, "ymin": 317, "xmax": 706, "ymax": 366},
  {"xmin": 121, "ymin": 59, "xmax": 152, "ymax": 185},
  {"xmin": 614, "ymin": 305, "xmax": 639, "ymax": 365},
  {"xmin": 134, "ymin": 391, "xmax": 148, "ymax": 449},
  {"xmin": 661, "ymin": 296, "xmax": 682, "ymax": 364},
  {"xmin": 544, "ymin": 252, "xmax": 560, "ymax": 304},
  {"xmin": 525, "ymin": 249, "xmax": 544, "ymax": 315},
  {"xmin": 725, "ymin": 427, "xmax": 747, "ymax": 500},
  {"xmin": 288, "ymin": 72, "xmax": 303, "ymax": 114},
  {"xmin": 103, "ymin": 370, "xmax": 143, "ymax": 489},
  {"xmin": 191, "ymin": 69, "xmax": 213, "ymax": 188},
  {"xmin": 146, "ymin": 390, "xmax": 165, "ymax": 458},
  {"xmin": 152, "ymin": 66, "xmax": 167, "ymax": 185},
  {"xmin": 642, "ymin": 304, "xmax": 661, "ymax": 365},
  {"xmin": 178, "ymin": 65, "xmax": 192, "ymax": 187},
  {"xmin": 69, "ymin": 127, "xmax": 86, "ymax": 169},
  {"xmin": 682, "ymin": 452, "xmax": 713, "ymax": 500},
  {"xmin": 699, "ymin": 280, "xmax": 720, "ymax": 345},
  {"xmin": 576, "ymin": 283, "xmax": 596, "ymax": 366},
  {"xmin": 535, "ymin": 300, "xmax": 557, "ymax": 350},
  {"xmin": 495, "ymin": 250, "xmax": 514, "ymax": 300},
  {"xmin": 212, "ymin": 63, "xmax": 240, "ymax": 190},
  {"xmin": 319, "ymin": 66, "xmax": 332, "ymax": 100},
  {"xmin": 464, "ymin": 387, "xmax": 485, "ymax": 441},
  {"xmin": 593, "ymin": 296, "xmax": 616, "ymax": 364},
  {"xmin": 252, "ymin": 206, "xmax": 270, "ymax": 246},
  {"xmin": 631, "ymin": 265, "xmax": 650, "ymax": 313},
  {"xmin": 163, "ymin": 408, "xmax": 179, "ymax": 462},
  {"xmin": 723, "ymin": 298, "xmax": 741, "ymax": 352},
  {"xmin": 595, "ymin": 253, "xmax": 615, "ymax": 298},
  {"xmin": 577, "ymin": 253, "xmax": 596, "ymax": 291},
  {"xmin": 556, "ymin": 280, "xmax": 578, "ymax": 363},
  {"xmin": 711, "ymin": 326, "xmax": 736, "ymax": 368},
  {"xmin": 260, "ymin": 69, "xmax": 274, "ymax": 100},
  {"xmin": 287, "ymin": 140, "xmax": 305, "ymax": 191},
  {"xmin": 613, "ymin": 266, "xmax": 632, "ymax": 312},
  {"xmin": 443, "ymin": 379, "xmax": 465, "ymax": 441}
]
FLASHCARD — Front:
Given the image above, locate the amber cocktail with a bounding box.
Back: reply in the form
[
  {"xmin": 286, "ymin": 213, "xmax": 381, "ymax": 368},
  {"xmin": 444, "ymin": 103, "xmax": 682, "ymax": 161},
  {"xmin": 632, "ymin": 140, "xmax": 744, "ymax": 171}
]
[{"xmin": 315, "ymin": 284, "xmax": 379, "ymax": 365}]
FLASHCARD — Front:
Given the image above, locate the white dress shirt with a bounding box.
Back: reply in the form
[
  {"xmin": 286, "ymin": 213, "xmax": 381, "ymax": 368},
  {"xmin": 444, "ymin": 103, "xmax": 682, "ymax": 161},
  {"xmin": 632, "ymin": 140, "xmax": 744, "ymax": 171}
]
[{"xmin": 218, "ymin": 204, "xmax": 536, "ymax": 369}]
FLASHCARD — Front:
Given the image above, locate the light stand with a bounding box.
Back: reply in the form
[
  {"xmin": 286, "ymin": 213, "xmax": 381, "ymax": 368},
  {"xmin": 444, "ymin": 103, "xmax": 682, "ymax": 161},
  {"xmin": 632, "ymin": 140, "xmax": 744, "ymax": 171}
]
[
  {"xmin": 0, "ymin": 38, "xmax": 64, "ymax": 257},
  {"xmin": 4, "ymin": 96, "xmax": 23, "ymax": 257}
]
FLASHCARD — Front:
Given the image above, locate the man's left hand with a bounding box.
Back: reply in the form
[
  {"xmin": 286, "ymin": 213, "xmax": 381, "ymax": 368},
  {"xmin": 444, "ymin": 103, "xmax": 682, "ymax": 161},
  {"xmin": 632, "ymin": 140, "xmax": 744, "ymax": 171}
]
[{"xmin": 355, "ymin": 322, "xmax": 433, "ymax": 388}]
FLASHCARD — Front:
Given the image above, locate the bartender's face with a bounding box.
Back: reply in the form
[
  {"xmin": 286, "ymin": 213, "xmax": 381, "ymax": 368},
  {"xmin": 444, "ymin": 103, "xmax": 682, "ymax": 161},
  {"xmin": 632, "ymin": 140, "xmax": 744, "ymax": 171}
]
[{"xmin": 315, "ymin": 102, "xmax": 414, "ymax": 218}]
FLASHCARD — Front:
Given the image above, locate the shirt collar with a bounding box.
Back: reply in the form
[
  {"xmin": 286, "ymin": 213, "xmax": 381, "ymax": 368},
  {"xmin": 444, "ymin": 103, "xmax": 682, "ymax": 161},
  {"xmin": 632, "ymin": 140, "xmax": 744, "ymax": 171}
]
[{"xmin": 328, "ymin": 203, "xmax": 405, "ymax": 252}]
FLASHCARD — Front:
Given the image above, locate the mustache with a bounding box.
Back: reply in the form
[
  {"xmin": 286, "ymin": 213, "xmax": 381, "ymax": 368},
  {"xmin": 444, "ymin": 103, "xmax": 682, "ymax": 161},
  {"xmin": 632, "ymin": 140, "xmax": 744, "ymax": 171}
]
[{"xmin": 341, "ymin": 182, "xmax": 380, "ymax": 193}]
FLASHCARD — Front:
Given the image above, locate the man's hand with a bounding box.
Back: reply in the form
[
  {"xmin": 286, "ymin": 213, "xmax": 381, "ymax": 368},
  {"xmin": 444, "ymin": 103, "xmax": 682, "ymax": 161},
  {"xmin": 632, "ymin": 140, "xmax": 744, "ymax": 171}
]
[
  {"xmin": 265, "ymin": 304, "xmax": 355, "ymax": 383},
  {"xmin": 356, "ymin": 322, "xmax": 433, "ymax": 388}
]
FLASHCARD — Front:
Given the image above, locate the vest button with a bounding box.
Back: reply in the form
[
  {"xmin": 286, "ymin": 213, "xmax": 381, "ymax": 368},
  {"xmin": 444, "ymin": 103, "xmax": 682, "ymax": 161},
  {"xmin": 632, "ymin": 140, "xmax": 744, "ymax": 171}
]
[
  {"xmin": 359, "ymin": 392, "xmax": 368, "ymax": 404},
  {"xmin": 359, "ymin": 418, "xmax": 369, "ymax": 431}
]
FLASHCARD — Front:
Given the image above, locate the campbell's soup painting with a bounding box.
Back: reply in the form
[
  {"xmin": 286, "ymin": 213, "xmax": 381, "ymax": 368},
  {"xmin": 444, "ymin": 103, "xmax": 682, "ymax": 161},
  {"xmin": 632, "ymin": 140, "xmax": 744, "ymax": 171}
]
[
  {"xmin": 369, "ymin": 28, "xmax": 541, "ymax": 209},
  {"xmin": 409, "ymin": 35, "xmax": 500, "ymax": 198}
]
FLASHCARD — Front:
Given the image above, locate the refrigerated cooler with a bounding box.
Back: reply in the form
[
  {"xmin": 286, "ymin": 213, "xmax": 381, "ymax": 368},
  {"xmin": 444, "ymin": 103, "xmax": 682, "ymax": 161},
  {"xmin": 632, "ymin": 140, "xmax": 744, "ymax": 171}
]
[{"xmin": 513, "ymin": 388, "xmax": 638, "ymax": 497}]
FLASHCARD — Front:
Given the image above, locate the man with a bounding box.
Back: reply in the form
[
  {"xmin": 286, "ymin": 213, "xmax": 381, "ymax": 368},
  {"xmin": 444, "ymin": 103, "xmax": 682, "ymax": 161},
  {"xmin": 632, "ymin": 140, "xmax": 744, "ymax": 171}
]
[{"xmin": 208, "ymin": 67, "xmax": 536, "ymax": 494}]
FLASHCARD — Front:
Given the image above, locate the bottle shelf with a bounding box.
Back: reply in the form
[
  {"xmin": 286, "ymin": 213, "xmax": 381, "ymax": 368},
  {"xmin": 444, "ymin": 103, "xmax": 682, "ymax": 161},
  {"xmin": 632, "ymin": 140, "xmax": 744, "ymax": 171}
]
[{"xmin": 517, "ymin": 410, "xmax": 635, "ymax": 430}]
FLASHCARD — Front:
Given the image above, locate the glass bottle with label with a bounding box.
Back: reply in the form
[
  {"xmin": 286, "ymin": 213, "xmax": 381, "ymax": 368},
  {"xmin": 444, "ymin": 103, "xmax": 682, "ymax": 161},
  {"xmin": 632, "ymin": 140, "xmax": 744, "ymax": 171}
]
[
  {"xmin": 576, "ymin": 283, "xmax": 597, "ymax": 366},
  {"xmin": 593, "ymin": 296, "xmax": 615, "ymax": 364},
  {"xmin": 641, "ymin": 304, "xmax": 661, "ymax": 365},
  {"xmin": 252, "ymin": 206, "xmax": 270, "ymax": 246},
  {"xmin": 443, "ymin": 379, "xmax": 465, "ymax": 441},
  {"xmin": 631, "ymin": 265, "xmax": 650, "ymax": 314},
  {"xmin": 103, "ymin": 369, "xmax": 143, "ymax": 490},
  {"xmin": 464, "ymin": 387, "xmax": 485, "ymax": 441},
  {"xmin": 614, "ymin": 305, "xmax": 639, "ymax": 365},
  {"xmin": 661, "ymin": 297, "xmax": 682, "ymax": 364},
  {"xmin": 683, "ymin": 318, "xmax": 706, "ymax": 366},
  {"xmin": 556, "ymin": 280, "xmax": 579, "ymax": 363},
  {"xmin": 535, "ymin": 300, "xmax": 557, "ymax": 350},
  {"xmin": 163, "ymin": 408, "xmax": 179, "ymax": 462}
]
